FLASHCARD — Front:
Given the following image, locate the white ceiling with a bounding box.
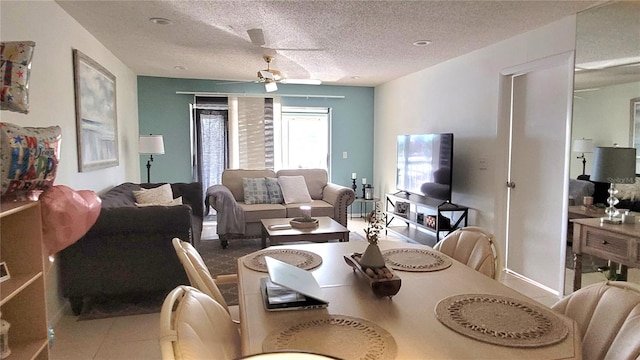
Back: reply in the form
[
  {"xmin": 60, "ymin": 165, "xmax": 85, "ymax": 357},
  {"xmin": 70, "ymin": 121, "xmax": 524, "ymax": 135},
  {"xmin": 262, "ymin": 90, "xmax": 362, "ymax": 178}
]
[
  {"xmin": 55, "ymin": 0, "xmax": 603, "ymax": 87},
  {"xmin": 574, "ymin": 1, "xmax": 640, "ymax": 90}
]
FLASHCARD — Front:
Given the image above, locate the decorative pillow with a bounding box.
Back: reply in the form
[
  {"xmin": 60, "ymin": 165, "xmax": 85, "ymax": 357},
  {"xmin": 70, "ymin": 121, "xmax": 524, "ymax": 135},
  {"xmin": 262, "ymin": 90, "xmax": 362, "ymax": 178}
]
[
  {"xmin": 243, "ymin": 178, "xmax": 269, "ymax": 204},
  {"xmin": 136, "ymin": 196, "xmax": 183, "ymax": 207},
  {"xmin": 1, "ymin": 41, "xmax": 36, "ymax": 114},
  {"xmin": 0, "ymin": 122, "xmax": 61, "ymax": 199},
  {"xmin": 278, "ymin": 175, "xmax": 312, "ymax": 204},
  {"xmin": 265, "ymin": 177, "xmax": 284, "ymax": 204},
  {"xmin": 132, "ymin": 183, "xmax": 173, "ymax": 205},
  {"xmin": 616, "ymin": 177, "xmax": 640, "ymax": 201}
]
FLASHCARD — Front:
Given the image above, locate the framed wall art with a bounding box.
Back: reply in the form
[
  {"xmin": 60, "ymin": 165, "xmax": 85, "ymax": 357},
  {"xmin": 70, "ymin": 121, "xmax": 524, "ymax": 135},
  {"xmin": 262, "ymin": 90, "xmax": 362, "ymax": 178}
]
[
  {"xmin": 73, "ymin": 49, "xmax": 118, "ymax": 172},
  {"xmin": 394, "ymin": 201, "xmax": 409, "ymax": 217}
]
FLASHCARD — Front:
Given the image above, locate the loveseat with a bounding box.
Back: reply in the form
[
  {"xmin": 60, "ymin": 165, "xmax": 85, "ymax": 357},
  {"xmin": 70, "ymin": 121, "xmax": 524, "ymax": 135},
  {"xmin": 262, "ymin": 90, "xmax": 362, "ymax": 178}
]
[
  {"xmin": 207, "ymin": 169, "xmax": 355, "ymax": 248},
  {"xmin": 59, "ymin": 182, "xmax": 203, "ymax": 315}
]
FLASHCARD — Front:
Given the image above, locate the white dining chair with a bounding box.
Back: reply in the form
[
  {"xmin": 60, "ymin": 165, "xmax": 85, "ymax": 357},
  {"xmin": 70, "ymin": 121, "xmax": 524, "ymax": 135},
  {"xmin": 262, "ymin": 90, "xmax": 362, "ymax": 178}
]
[
  {"xmin": 433, "ymin": 226, "xmax": 498, "ymax": 279},
  {"xmin": 160, "ymin": 285, "xmax": 241, "ymax": 360},
  {"xmin": 551, "ymin": 281, "xmax": 640, "ymax": 360},
  {"xmin": 172, "ymin": 237, "xmax": 239, "ymax": 322}
]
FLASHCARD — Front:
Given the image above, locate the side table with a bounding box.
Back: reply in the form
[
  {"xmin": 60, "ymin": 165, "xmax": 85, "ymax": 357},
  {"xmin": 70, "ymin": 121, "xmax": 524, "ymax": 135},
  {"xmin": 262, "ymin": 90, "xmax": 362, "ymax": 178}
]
[
  {"xmin": 571, "ymin": 217, "xmax": 640, "ymax": 290},
  {"xmin": 349, "ymin": 197, "xmax": 379, "ymax": 219}
]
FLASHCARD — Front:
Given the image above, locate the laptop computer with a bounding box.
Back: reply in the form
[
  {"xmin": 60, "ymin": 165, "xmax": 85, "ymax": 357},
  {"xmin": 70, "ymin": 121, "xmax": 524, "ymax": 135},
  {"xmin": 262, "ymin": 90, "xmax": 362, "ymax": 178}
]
[{"xmin": 260, "ymin": 256, "xmax": 329, "ymax": 311}]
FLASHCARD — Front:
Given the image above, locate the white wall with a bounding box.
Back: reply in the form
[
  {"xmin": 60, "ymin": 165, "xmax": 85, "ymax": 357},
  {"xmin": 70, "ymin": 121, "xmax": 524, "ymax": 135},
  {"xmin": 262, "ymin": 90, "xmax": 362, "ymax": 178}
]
[
  {"xmin": 1, "ymin": 0, "xmax": 140, "ymax": 323},
  {"xmin": 571, "ymin": 81, "xmax": 640, "ymax": 178},
  {"xmin": 374, "ymin": 17, "xmax": 577, "ymax": 268}
]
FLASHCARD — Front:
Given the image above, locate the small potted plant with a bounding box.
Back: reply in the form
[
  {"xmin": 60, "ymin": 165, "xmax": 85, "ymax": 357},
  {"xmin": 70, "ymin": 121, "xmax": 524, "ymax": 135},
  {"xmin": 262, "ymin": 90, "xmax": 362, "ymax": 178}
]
[{"xmin": 359, "ymin": 203, "xmax": 386, "ymax": 269}]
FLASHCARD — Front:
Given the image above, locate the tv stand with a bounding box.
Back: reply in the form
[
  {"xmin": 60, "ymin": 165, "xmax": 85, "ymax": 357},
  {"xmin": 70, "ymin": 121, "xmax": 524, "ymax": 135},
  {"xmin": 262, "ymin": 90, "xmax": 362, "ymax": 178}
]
[{"xmin": 385, "ymin": 192, "xmax": 468, "ymax": 246}]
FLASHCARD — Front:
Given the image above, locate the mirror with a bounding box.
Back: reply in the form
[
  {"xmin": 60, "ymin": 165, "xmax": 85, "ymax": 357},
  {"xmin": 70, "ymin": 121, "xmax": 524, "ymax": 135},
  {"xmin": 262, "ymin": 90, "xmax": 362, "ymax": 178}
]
[
  {"xmin": 571, "ymin": 1, "xmax": 640, "ymax": 178},
  {"xmin": 567, "ymin": 2, "xmax": 640, "ymax": 294}
]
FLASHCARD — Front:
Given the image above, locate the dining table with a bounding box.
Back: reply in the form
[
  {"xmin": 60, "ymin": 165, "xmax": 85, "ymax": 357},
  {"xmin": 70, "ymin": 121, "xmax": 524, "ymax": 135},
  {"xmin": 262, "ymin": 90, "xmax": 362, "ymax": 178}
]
[{"xmin": 237, "ymin": 240, "xmax": 582, "ymax": 359}]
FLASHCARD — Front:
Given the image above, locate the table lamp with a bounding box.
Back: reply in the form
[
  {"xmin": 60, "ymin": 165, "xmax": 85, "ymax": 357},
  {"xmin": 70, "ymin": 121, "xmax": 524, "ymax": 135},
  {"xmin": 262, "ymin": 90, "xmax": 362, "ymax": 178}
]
[
  {"xmin": 590, "ymin": 146, "xmax": 636, "ymax": 223},
  {"xmin": 573, "ymin": 138, "xmax": 594, "ymax": 177},
  {"xmin": 139, "ymin": 134, "xmax": 165, "ymax": 183}
]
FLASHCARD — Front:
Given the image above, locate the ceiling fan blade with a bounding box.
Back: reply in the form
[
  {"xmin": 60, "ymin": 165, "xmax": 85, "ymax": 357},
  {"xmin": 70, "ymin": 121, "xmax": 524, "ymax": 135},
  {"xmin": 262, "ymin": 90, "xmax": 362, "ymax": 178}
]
[
  {"xmin": 247, "ymin": 28, "xmax": 265, "ymax": 47},
  {"xmin": 280, "ymin": 78, "xmax": 322, "ymax": 85}
]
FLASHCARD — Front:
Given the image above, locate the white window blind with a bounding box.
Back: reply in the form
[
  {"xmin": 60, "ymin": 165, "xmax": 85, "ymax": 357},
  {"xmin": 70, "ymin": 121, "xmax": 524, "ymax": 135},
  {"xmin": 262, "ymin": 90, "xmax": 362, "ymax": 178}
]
[{"xmin": 229, "ymin": 96, "xmax": 279, "ymax": 169}]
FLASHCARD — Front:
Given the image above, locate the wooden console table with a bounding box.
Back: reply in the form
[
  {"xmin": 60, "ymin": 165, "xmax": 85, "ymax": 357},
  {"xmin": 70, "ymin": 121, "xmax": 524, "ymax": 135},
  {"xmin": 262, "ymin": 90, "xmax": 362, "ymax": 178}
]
[{"xmin": 571, "ymin": 217, "xmax": 640, "ymax": 291}]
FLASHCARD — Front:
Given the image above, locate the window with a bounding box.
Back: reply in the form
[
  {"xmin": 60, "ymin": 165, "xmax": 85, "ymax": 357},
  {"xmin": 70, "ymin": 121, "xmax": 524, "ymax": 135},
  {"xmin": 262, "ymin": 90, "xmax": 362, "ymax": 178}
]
[{"xmin": 277, "ymin": 107, "xmax": 330, "ymax": 172}]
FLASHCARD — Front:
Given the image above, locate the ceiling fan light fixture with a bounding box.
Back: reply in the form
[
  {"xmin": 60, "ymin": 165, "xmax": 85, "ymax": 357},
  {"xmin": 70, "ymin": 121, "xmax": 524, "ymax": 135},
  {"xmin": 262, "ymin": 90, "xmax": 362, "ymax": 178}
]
[
  {"xmin": 280, "ymin": 79, "xmax": 322, "ymax": 85},
  {"xmin": 413, "ymin": 39, "xmax": 432, "ymax": 47},
  {"xmin": 265, "ymin": 81, "xmax": 278, "ymax": 92},
  {"xmin": 149, "ymin": 17, "xmax": 172, "ymax": 25}
]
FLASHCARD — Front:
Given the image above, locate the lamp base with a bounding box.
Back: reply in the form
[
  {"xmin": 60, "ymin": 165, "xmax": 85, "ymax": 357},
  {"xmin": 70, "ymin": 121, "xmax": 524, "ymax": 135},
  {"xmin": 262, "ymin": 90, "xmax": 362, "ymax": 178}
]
[{"xmin": 600, "ymin": 216, "xmax": 623, "ymax": 225}]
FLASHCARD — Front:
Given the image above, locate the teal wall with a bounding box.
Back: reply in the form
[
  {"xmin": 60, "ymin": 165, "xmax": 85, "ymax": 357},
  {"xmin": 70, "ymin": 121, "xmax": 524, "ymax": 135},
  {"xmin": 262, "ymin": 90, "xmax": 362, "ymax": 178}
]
[{"xmin": 137, "ymin": 76, "xmax": 374, "ymax": 189}]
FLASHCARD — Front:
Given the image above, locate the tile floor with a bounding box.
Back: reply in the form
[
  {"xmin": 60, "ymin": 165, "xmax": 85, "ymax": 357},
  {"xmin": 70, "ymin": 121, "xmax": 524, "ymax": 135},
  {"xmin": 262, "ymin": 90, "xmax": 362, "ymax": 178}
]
[{"xmin": 49, "ymin": 217, "xmax": 637, "ymax": 359}]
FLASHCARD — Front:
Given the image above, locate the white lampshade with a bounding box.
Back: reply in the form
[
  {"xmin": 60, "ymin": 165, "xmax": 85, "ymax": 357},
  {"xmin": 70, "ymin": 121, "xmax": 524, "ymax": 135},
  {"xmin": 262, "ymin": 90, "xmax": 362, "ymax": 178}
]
[
  {"xmin": 591, "ymin": 147, "xmax": 636, "ymax": 184},
  {"xmin": 139, "ymin": 135, "xmax": 165, "ymax": 155},
  {"xmin": 573, "ymin": 138, "xmax": 594, "ymax": 153}
]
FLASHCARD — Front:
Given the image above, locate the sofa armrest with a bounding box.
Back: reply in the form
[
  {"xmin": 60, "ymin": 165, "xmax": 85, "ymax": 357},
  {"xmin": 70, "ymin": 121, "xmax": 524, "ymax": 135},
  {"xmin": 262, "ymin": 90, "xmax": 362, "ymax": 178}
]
[
  {"xmin": 206, "ymin": 184, "xmax": 245, "ymax": 236},
  {"xmin": 322, "ymin": 183, "xmax": 356, "ymax": 227},
  {"xmin": 85, "ymin": 205, "xmax": 194, "ymax": 239}
]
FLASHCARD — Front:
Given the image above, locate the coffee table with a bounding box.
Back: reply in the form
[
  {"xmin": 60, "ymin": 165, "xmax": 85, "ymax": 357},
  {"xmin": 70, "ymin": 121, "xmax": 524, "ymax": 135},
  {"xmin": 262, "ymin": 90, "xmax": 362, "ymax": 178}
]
[{"xmin": 260, "ymin": 217, "xmax": 349, "ymax": 248}]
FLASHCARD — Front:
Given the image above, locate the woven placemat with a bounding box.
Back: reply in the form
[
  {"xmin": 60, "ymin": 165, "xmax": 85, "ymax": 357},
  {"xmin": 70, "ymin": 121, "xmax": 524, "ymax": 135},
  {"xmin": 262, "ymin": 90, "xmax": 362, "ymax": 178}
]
[
  {"xmin": 263, "ymin": 315, "xmax": 397, "ymax": 360},
  {"xmin": 435, "ymin": 294, "xmax": 569, "ymax": 348},
  {"xmin": 243, "ymin": 249, "xmax": 322, "ymax": 272},
  {"xmin": 381, "ymin": 248, "xmax": 452, "ymax": 272}
]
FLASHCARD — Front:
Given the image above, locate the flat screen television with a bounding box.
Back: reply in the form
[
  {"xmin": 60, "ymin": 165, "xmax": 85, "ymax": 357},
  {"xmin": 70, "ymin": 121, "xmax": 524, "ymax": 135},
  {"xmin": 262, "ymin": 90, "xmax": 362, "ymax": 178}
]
[{"xmin": 396, "ymin": 133, "xmax": 453, "ymax": 201}]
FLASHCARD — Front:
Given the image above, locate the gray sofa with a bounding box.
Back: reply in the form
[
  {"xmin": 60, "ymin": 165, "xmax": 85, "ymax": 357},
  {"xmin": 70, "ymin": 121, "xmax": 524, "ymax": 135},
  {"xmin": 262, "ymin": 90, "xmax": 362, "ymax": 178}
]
[
  {"xmin": 207, "ymin": 169, "xmax": 355, "ymax": 248},
  {"xmin": 59, "ymin": 182, "xmax": 203, "ymax": 315}
]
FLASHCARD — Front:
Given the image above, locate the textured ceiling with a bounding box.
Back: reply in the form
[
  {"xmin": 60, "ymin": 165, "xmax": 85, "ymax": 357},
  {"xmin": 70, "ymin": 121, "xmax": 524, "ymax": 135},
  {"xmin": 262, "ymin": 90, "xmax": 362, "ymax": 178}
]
[
  {"xmin": 574, "ymin": 1, "xmax": 640, "ymax": 90},
  {"xmin": 55, "ymin": 1, "xmax": 606, "ymax": 87}
]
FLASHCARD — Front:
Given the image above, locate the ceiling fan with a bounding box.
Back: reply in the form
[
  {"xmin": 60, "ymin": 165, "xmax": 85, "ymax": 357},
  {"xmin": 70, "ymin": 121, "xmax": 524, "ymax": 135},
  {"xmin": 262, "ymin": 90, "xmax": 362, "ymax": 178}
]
[{"xmin": 256, "ymin": 55, "xmax": 321, "ymax": 92}]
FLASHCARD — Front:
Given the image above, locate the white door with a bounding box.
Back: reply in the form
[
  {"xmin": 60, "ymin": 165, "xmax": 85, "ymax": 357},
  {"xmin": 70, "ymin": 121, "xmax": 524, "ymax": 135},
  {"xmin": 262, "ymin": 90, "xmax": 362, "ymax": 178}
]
[{"xmin": 504, "ymin": 53, "xmax": 574, "ymax": 295}]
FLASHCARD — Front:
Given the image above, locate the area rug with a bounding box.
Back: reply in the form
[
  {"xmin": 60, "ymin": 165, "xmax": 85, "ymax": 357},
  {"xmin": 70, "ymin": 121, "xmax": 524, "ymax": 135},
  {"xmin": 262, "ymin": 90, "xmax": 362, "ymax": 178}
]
[{"xmin": 78, "ymin": 232, "xmax": 365, "ymax": 320}]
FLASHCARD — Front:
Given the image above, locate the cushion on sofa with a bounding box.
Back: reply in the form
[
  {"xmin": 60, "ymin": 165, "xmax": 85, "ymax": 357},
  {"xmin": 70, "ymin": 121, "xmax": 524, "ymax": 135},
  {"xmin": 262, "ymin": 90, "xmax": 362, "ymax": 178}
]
[
  {"xmin": 265, "ymin": 177, "xmax": 284, "ymax": 204},
  {"xmin": 222, "ymin": 169, "xmax": 276, "ymax": 201},
  {"xmin": 278, "ymin": 175, "xmax": 312, "ymax": 204},
  {"xmin": 239, "ymin": 203, "xmax": 287, "ymax": 222},
  {"xmin": 242, "ymin": 178, "xmax": 270, "ymax": 204},
  {"xmin": 276, "ymin": 169, "xmax": 327, "ymax": 199},
  {"xmin": 136, "ymin": 196, "xmax": 183, "ymax": 207},
  {"xmin": 616, "ymin": 177, "xmax": 640, "ymax": 201},
  {"xmin": 133, "ymin": 183, "xmax": 173, "ymax": 204},
  {"xmin": 284, "ymin": 200, "xmax": 334, "ymax": 218}
]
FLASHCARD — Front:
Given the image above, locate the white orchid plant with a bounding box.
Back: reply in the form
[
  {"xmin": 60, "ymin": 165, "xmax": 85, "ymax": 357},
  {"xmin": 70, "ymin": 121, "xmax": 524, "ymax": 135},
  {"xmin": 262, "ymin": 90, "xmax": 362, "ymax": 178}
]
[{"xmin": 364, "ymin": 202, "xmax": 385, "ymax": 245}]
